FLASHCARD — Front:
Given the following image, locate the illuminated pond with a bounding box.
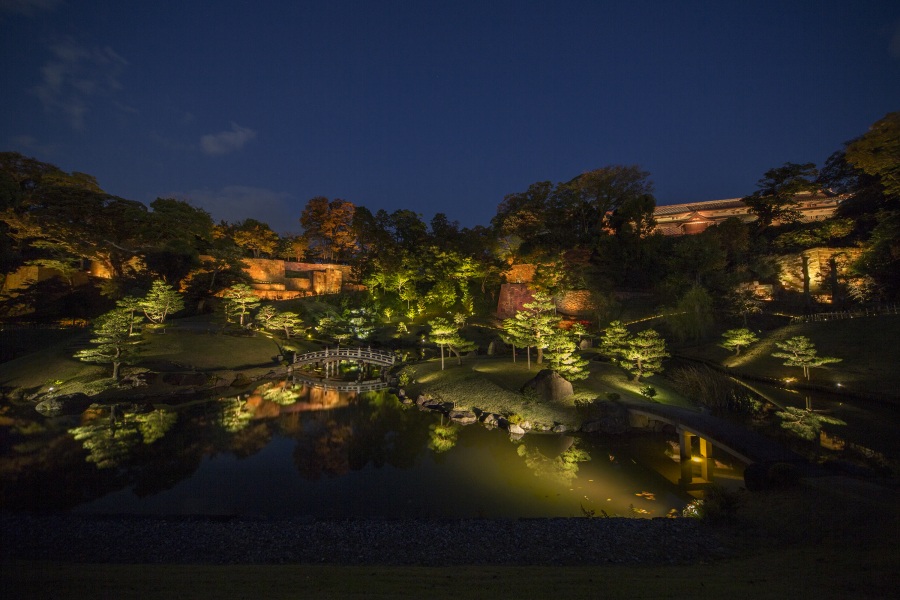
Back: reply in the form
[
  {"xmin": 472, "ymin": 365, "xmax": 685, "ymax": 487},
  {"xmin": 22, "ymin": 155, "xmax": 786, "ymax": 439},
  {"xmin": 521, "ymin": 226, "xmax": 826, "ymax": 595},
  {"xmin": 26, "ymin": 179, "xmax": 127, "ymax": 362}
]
[{"xmin": 0, "ymin": 382, "xmax": 747, "ymax": 518}]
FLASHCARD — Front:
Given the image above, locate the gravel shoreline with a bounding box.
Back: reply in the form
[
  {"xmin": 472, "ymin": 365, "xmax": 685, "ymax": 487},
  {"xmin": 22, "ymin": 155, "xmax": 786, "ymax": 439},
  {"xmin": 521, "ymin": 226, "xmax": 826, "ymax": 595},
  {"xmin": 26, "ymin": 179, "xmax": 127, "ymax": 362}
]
[{"xmin": 1, "ymin": 513, "xmax": 726, "ymax": 566}]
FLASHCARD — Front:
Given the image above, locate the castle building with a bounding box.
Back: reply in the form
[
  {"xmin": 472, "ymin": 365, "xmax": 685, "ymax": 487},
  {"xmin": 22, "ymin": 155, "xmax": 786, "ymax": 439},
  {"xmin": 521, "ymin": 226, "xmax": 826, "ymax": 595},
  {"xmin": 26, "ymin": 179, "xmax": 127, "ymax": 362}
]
[{"xmin": 652, "ymin": 191, "xmax": 843, "ymax": 236}]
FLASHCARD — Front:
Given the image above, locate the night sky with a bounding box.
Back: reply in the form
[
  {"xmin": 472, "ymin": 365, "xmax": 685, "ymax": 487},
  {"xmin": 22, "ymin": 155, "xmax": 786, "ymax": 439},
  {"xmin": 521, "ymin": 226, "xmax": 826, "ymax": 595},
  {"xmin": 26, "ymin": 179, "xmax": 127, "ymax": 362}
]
[{"xmin": 2, "ymin": 1, "xmax": 898, "ymax": 233}]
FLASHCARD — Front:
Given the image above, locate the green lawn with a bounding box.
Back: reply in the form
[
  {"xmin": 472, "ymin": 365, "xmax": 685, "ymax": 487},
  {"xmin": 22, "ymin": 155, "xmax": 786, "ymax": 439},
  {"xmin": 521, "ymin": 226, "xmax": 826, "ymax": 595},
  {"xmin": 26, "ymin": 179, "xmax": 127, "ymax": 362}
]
[
  {"xmin": 0, "ymin": 314, "xmax": 311, "ymax": 399},
  {"xmin": 680, "ymin": 315, "xmax": 900, "ymax": 400}
]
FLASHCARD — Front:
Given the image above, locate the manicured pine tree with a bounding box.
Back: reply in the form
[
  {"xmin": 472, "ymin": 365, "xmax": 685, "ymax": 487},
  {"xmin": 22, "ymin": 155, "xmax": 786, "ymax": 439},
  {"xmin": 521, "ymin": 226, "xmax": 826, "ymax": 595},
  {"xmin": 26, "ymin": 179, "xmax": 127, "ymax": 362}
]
[
  {"xmin": 140, "ymin": 280, "xmax": 184, "ymax": 328},
  {"xmin": 545, "ymin": 326, "xmax": 590, "ymax": 381},
  {"xmin": 600, "ymin": 320, "xmax": 631, "ymax": 363},
  {"xmin": 501, "ymin": 317, "xmax": 532, "ymax": 367},
  {"xmin": 429, "ymin": 317, "xmax": 475, "ymax": 370},
  {"xmin": 504, "ymin": 292, "xmax": 557, "ymax": 369},
  {"xmin": 74, "ymin": 308, "xmax": 144, "ymax": 381},
  {"xmin": 772, "ymin": 336, "xmax": 841, "ymax": 381},
  {"xmin": 255, "ymin": 305, "xmax": 278, "ymax": 329},
  {"xmin": 621, "ymin": 329, "xmax": 669, "ymax": 383},
  {"xmin": 269, "ymin": 311, "xmax": 303, "ymax": 339},
  {"xmin": 223, "ymin": 283, "xmax": 260, "ymax": 326},
  {"xmin": 720, "ymin": 328, "xmax": 759, "ymax": 355}
]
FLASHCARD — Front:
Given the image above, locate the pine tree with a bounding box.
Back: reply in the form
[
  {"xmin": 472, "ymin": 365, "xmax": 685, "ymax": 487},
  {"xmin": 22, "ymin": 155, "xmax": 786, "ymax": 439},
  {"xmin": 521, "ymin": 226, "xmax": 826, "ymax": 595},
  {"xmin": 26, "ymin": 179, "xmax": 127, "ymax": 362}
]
[
  {"xmin": 269, "ymin": 311, "xmax": 303, "ymax": 339},
  {"xmin": 141, "ymin": 280, "xmax": 185, "ymax": 327},
  {"xmin": 429, "ymin": 317, "xmax": 476, "ymax": 370},
  {"xmin": 74, "ymin": 308, "xmax": 144, "ymax": 380},
  {"xmin": 621, "ymin": 329, "xmax": 669, "ymax": 382},
  {"xmin": 721, "ymin": 328, "xmax": 759, "ymax": 355},
  {"xmin": 222, "ymin": 283, "xmax": 260, "ymax": 326},
  {"xmin": 504, "ymin": 292, "xmax": 557, "ymax": 369},
  {"xmin": 501, "ymin": 317, "xmax": 532, "ymax": 367},
  {"xmin": 545, "ymin": 326, "xmax": 590, "ymax": 381},
  {"xmin": 255, "ymin": 305, "xmax": 278, "ymax": 329},
  {"xmin": 600, "ymin": 320, "xmax": 630, "ymax": 363},
  {"xmin": 772, "ymin": 336, "xmax": 841, "ymax": 381}
]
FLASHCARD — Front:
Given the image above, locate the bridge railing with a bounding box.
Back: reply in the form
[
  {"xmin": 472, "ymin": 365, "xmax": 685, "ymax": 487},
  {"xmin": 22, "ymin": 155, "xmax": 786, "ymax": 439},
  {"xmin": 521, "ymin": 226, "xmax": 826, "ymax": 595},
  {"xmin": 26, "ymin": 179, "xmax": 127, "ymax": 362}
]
[{"xmin": 294, "ymin": 347, "xmax": 396, "ymax": 365}]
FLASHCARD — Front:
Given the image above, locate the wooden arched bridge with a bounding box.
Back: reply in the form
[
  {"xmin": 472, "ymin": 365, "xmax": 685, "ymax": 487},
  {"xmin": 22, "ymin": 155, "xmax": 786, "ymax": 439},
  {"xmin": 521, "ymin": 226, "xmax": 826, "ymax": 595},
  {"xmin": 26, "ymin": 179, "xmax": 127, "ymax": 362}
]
[
  {"xmin": 294, "ymin": 346, "xmax": 396, "ymax": 367},
  {"xmin": 293, "ymin": 346, "xmax": 396, "ymax": 381}
]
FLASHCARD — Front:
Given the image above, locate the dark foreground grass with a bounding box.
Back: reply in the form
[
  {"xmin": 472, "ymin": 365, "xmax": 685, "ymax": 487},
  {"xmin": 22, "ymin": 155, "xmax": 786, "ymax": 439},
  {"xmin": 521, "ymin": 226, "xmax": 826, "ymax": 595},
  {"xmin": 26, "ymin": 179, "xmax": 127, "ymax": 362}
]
[
  {"xmin": 5, "ymin": 546, "xmax": 896, "ymax": 600},
  {"xmin": 5, "ymin": 477, "xmax": 897, "ymax": 599}
]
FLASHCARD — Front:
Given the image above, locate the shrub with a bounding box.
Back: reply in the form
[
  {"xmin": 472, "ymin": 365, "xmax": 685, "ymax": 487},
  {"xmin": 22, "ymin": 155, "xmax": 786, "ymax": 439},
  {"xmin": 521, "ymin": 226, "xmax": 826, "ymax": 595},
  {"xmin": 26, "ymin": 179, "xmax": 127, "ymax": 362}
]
[
  {"xmin": 703, "ymin": 485, "xmax": 741, "ymax": 521},
  {"xmin": 767, "ymin": 462, "xmax": 802, "ymax": 488},
  {"xmin": 669, "ymin": 365, "xmax": 763, "ymax": 415},
  {"xmin": 639, "ymin": 385, "xmax": 657, "ymax": 399},
  {"xmin": 396, "ymin": 365, "xmax": 417, "ymax": 387}
]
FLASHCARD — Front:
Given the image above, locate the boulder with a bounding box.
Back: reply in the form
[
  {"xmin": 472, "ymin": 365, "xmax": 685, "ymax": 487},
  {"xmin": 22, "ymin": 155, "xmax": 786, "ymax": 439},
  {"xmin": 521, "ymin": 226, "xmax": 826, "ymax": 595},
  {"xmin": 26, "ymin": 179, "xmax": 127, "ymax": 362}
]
[
  {"xmin": 449, "ymin": 410, "xmax": 478, "ymax": 425},
  {"xmin": 551, "ymin": 423, "xmax": 570, "ymax": 434},
  {"xmin": 481, "ymin": 413, "xmax": 499, "ymax": 426},
  {"xmin": 508, "ymin": 422, "xmax": 526, "ymax": 435},
  {"xmin": 35, "ymin": 393, "xmax": 93, "ymax": 417},
  {"xmin": 119, "ymin": 371, "xmax": 157, "ymax": 388},
  {"xmin": 520, "ymin": 369, "xmax": 573, "ymax": 403}
]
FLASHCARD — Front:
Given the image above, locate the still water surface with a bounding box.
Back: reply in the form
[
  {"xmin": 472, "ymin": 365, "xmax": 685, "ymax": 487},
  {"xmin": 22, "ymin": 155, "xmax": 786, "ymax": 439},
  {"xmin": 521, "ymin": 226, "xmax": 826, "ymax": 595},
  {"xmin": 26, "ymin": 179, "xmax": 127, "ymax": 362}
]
[{"xmin": 1, "ymin": 382, "xmax": 721, "ymax": 518}]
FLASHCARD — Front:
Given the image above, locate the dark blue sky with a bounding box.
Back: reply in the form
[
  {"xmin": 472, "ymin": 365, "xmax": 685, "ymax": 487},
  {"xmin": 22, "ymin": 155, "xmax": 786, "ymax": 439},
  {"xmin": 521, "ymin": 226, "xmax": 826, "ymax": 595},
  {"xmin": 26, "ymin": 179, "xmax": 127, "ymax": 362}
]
[{"xmin": 2, "ymin": 1, "xmax": 898, "ymax": 233}]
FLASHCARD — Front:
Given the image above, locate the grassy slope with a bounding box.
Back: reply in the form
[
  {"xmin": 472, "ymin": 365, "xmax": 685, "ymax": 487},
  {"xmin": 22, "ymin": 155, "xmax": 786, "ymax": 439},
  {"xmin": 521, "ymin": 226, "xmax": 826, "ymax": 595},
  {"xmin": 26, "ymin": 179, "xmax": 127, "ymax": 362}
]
[
  {"xmin": 679, "ymin": 315, "xmax": 900, "ymax": 400},
  {"xmin": 0, "ymin": 315, "xmax": 312, "ymax": 399},
  {"xmin": 409, "ymin": 354, "xmax": 696, "ymax": 427}
]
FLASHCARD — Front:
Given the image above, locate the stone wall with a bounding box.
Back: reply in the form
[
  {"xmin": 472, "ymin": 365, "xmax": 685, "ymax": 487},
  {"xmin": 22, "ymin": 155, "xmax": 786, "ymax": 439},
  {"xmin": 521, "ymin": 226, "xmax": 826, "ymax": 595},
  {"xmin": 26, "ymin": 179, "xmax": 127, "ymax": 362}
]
[
  {"xmin": 555, "ymin": 290, "xmax": 595, "ymax": 317},
  {"xmin": 235, "ymin": 258, "xmax": 352, "ymax": 297},
  {"xmin": 2, "ymin": 265, "xmax": 91, "ymax": 292},
  {"xmin": 777, "ymin": 247, "xmax": 861, "ymax": 296},
  {"xmin": 496, "ymin": 283, "xmax": 534, "ymax": 319}
]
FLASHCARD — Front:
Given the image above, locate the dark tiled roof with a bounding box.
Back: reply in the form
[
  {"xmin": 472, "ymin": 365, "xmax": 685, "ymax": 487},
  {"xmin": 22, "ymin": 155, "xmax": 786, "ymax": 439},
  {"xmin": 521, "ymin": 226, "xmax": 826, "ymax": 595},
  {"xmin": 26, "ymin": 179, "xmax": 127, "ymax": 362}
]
[{"xmin": 654, "ymin": 198, "xmax": 746, "ymax": 216}]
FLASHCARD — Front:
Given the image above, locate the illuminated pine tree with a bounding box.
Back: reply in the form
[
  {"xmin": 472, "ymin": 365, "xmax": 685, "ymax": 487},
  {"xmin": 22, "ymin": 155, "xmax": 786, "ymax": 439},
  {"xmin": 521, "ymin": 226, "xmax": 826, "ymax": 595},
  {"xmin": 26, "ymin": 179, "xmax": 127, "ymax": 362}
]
[
  {"xmin": 222, "ymin": 283, "xmax": 260, "ymax": 326},
  {"xmin": 429, "ymin": 317, "xmax": 476, "ymax": 370},
  {"xmin": 269, "ymin": 311, "xmax": 304, "ymax": 339},
  {"xmin": 140, "ymin": 280, "xmax": 185, "ymax": 327},
  {"xmin": 599, "ymin": 320, "xmax": 630, "ymax": 362},
  {"xmin": 772, "ymin": 336, "xmax": 841, "ymax": 381},
  {"xmin": 545, "ymin": 326, "xmax": 590, "ymax": 381},
  {"xmin": 621, "ymin": 329, "xmax": 668, "ymax": 383},
  {"xmin": 503, "ymin": 292, "xmax": 557, "ymax": 369},
  {"xmin": 720, "ymin": 328, "xmax": 759, "ymax": 356},
  {"xmin": 74, "ymin": 308, "xmax": 144, "ymax": 380}
]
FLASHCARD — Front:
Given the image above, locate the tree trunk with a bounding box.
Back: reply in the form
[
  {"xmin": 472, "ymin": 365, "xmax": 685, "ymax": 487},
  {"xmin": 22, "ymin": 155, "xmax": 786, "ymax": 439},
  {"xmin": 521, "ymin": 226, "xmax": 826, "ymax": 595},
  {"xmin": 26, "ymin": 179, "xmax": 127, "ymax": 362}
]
[{"xmin": 440, "ymin": 345, "xmax": 445, "ymax": 370}]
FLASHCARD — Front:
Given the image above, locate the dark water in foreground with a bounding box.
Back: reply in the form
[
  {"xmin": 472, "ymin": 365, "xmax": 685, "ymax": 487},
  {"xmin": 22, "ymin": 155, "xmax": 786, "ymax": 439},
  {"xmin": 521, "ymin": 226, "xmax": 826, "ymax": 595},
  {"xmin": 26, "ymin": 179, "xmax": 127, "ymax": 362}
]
[{"xmin": 0, "ymin": 382, "xmax": 744, "ymax": 518}]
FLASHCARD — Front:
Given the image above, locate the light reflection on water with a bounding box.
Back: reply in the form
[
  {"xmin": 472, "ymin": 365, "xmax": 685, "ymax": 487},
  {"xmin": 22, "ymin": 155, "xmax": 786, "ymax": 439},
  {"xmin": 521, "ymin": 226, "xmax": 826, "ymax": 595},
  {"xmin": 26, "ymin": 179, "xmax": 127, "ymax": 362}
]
[{"xmin": 0, "ymin": 382, "xmax": 726, "ymax": 518}]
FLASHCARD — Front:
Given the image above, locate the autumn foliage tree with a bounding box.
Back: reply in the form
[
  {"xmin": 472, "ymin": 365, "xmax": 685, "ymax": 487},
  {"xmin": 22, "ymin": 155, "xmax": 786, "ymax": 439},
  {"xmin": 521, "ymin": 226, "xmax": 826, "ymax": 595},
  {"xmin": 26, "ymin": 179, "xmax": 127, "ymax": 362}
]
[{"xmin": 300, "ymin": 197, "xmax": 356, "ymax": 262}]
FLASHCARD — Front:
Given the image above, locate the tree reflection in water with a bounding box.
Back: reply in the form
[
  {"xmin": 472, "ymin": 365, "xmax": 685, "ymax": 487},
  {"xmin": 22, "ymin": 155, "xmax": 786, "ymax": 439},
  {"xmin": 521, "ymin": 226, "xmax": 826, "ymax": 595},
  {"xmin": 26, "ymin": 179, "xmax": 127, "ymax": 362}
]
[
  {"xmin": 68, "ymin": 408, "xmax": 178, "ymax": 469},
  {"xmin": 516, "ymin": 440, "xmax": 591, "ymax": 486}
]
